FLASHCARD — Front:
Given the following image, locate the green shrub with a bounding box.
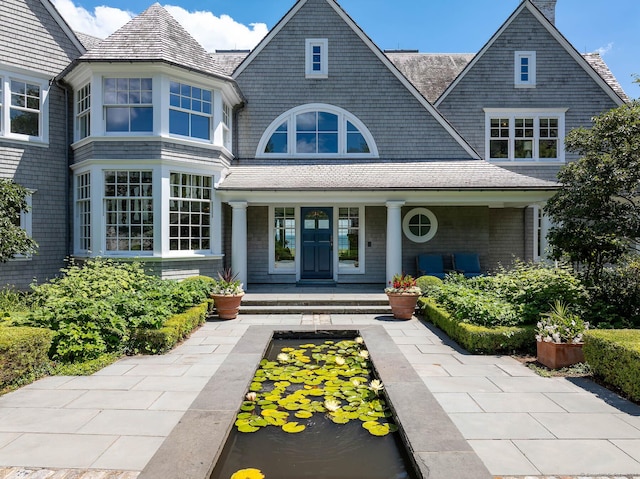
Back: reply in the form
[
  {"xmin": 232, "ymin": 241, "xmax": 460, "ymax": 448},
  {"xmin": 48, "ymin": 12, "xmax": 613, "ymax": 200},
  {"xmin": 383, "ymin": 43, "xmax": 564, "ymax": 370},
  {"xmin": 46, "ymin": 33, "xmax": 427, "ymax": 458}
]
[
  {"xmin": 0, "ymin": 326, "xmax": 53, "ymax": 389},
  {"xmin": 0, "ymin": 286, "xmax": 29, "ymax": 313},
  {"xmin": 129, "ymin": 301, "xmax": 210, "ymax": 354},
  {"xmin": 419, "ymin": 298, "xmax": 534, "ymax": 354},
  {"xmin": 416, "ymin": 276, "xmax": 443, "ymax": 296},
  {"xmin": 583, "ymin": 329, "xmax": 640, "ymax": 401},
  {"xmin": 586, "ymin": 258, "xmax": 640, "ymax": 328},
  {"xmin": 473, "ymin": 262, "xmax": 587, "ymax": 324},
  {"xmin": 430, "ymin": 281, "xmax": 520, "ymax": 327}
]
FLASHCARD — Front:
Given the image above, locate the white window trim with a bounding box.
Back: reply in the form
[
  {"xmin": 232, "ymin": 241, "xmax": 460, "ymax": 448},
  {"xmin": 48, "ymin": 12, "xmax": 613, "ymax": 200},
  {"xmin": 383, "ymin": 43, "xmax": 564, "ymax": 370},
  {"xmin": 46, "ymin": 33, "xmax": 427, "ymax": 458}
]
[
  {"xmin": 402, "ymin": 208, "xmax": 438, "ymax": 243},
  {"xmin": 257, "ymin": 103, "xmax": 378, "ymax": 158},
  {"xmin": 0, "ymin": 68, "xmax": 49, "ymax": 145},
  {"xmin": 336, "ymin": 206, "xmax": 365, "ymax": 275},
  {"xmin": 305, "ymin": 39, "xmax": 328, "ymax": 79},
  {"xmin": 10, "ymin": 191, "xmax": 34, "ymax": 261},
  {"xmin": 103, "ymin": 76, "xmax": 154, "ymax": 135},
  {"xmin": 168, "ymin": 79, "xmax": 213, "ymax": 142},
  {"xmin": 515, "ymin": 51, "xmax": 536, "ymax": 88},
  {"xmin": 75, "ymin": 83, "xmax": 91, "ymax": 142},
  {"xmin": 269, "ymin": 206, "xmax": 299, "ymax": 274},
  {"xmin": 484, "ymin": 108, "xmax": 567, "ymax": 163}
]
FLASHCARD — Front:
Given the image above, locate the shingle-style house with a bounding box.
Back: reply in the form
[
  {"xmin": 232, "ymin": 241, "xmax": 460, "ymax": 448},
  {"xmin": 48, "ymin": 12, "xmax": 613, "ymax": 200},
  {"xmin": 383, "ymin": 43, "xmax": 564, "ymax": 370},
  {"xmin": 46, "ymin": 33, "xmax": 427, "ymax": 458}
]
[{"xmin": 0, "ymin": 0, "xmax": 627, "ymax": 289}]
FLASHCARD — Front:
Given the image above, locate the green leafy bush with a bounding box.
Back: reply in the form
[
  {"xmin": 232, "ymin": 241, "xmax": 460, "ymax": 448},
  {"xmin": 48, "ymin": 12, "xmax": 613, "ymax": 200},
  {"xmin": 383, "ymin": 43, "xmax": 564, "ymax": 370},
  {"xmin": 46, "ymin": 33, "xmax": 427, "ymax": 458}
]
[
  {"xmin": 419, "ymin": 298, "xmax": 534, "ymax": 354},
  {"xmin": 0, "ymin": 326, "xmax": 53, "ymax": 389},
  {"xmin": 583, "ymin": 329, "xmax": 640, "ymax": 401},
  {"xmin": 429, "ymin": 280, "xmax": 520, "ymax": 327},
  {"xmin": 22, "ymin": 258, "xmax": 214, "ymax": 362},
  {"xmin": 472, "ymin": 262, "xmax": 587, "ymax": 324},
  {"xmin": 416, "ymin": 276, "xmax": 443, "ymax": 296},
  {"xmin": 587, "ymin": 258, "xmax": 640, "ymax": 328}
]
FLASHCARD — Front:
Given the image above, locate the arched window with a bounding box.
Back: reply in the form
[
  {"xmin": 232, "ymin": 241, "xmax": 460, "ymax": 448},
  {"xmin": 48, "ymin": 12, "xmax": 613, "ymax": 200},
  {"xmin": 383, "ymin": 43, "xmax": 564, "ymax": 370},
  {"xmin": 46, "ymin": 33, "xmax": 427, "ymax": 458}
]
[{"xmin": 257, "ymin": 104, "xmax": 378, "ymax": 158}]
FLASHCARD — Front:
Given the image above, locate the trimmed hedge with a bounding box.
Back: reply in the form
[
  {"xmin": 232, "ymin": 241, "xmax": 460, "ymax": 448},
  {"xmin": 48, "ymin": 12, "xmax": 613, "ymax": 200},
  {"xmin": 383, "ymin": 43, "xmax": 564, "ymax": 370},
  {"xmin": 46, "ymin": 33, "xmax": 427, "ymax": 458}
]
[
  {"xmin": 419, "ymin": 297, "xmax": 535, "ymax": 354},
  {"xmin": 583, "ymin": 329, "xmax": 640, "ymax": 401},
  {"xmin": 0, "ymin": 326, "xmax": 53, "ymax": 389},
  {"xmin": 129, "ymin": 300, "xmax": 211, "ymax": 354}
]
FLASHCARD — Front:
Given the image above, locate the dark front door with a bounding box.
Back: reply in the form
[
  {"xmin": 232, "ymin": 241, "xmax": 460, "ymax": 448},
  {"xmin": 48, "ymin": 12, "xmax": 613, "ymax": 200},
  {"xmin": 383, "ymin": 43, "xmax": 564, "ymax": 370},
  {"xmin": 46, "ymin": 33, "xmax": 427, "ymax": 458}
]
[{"xmin": 301, "ymin": 207, "xmax": 333, "ymax": 279}]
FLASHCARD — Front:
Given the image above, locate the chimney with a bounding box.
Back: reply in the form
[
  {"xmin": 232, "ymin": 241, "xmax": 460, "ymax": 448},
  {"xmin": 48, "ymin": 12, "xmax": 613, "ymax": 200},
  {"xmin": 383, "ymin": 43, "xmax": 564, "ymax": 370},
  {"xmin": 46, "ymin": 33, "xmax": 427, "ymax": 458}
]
[{"xmin": 531, "ymin": 0, "xmax": 557, "ymax": 24}]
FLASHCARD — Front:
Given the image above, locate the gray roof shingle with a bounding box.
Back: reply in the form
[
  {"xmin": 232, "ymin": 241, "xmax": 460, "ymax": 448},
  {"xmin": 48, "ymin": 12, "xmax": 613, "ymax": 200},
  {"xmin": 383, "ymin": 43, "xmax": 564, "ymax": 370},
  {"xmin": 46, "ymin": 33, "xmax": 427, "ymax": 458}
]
[
  {"xmin": 218, "ymin": 160, "xmax": 558, "ymax": 191},
  {"xmin": 583, "ymin": 53, "xmax": 629, "ymax": 103},
  {"xmin": 79, "ymin": 4, "xmax": 229, "ymax": 79},
  {"xmin": 74, "ymin": 31, "xmax": 103, "ymax": 50},
  {"xmin": 212, "ymin": 51, "xmax": 250, "ymax": 76}
]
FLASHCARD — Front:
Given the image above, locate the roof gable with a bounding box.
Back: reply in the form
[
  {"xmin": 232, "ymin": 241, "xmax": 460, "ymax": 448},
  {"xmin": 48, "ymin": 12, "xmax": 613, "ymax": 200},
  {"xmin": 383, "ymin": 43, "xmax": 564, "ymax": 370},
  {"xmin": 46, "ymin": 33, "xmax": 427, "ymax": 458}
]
[
  {"xmin": 435, "ymin": 0, "xmax": 626, "ymax": 107},
  {"xmin": 233, "ymin": 0, "xmax": 480, "ymax": 160},
  {"xmin": 79, "ymin": 3, "xmax": 229, "ymax": 79}
]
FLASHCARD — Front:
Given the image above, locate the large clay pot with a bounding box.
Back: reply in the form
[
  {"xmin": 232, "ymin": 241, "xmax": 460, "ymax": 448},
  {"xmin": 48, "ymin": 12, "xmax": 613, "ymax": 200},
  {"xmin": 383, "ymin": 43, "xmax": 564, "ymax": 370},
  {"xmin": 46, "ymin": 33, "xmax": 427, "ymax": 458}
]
[
  {"xmin": 536, "ymin": 340, "xmax": 585, "ymax": 369},
  {"xmin": 211, "ymin": 293, "xmax": 244, "ymax": 320},
  {"xmin": 386, "ymin": 292, "xmax": 420, "ymax": 320}
]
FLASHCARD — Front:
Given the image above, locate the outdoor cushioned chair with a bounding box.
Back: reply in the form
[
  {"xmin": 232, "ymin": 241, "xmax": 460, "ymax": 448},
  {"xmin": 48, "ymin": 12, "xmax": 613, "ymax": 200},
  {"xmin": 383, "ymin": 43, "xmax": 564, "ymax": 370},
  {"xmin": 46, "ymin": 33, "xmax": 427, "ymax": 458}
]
[
  {"xmin": 416, "ymin": 254, "xmax": 447, "ymax": 279},
  {"xmin": 452, "ymin": 253, "xmax": 482, "ymax": 278}
]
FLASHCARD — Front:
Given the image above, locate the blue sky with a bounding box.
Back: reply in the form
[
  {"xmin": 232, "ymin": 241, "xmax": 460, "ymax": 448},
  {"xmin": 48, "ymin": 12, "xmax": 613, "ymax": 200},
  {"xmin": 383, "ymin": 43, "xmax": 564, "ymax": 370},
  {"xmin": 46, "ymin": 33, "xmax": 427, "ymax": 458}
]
[{"xmin": 53, "ymin": 0, "xmax": 639, "ymax": 99}]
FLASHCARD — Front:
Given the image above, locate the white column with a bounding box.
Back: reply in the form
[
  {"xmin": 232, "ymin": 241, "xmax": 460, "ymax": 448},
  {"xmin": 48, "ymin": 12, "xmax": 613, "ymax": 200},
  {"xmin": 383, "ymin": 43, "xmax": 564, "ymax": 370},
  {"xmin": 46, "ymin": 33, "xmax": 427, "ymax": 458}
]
[
  {"xmin": 229, "ymin": 201, "xmax": 248, "ymax": 289},
  {"xmin": 385, "ymin": 201, "xmax": 405, "ymax": 285},
  {"xmin": 540, "ymin": 204, "xmax": 551, "ymax": 261}
]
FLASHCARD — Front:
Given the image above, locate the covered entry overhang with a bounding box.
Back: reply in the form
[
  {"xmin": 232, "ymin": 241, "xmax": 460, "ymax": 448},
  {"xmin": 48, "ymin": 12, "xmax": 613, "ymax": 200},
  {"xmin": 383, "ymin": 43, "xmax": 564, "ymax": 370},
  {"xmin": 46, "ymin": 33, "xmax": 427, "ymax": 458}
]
[{"xmin": 215, "ymin": 160, "xmax": 559, "ymax": 287}]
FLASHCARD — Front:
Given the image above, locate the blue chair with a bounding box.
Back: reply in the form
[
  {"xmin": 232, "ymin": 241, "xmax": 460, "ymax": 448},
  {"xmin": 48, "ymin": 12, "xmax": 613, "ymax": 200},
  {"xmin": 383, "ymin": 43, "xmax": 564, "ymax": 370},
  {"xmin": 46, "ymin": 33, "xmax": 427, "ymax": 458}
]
[
  {"xmin": 416, "ymin": 254, "xmax": 447, "ymax": 279},
  {"xmin": 452, "ymin": 253, "xmax": 482, "ymax": 278}
]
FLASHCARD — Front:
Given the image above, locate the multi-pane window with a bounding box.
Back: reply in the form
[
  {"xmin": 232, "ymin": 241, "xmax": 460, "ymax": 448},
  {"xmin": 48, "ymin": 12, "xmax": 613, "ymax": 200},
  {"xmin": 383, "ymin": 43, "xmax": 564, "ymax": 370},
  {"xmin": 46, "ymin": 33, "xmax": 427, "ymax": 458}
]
[
  {"xmin": 10, "ymin": 80, "xmax": 40, "ymax": 136},
  {"xmin": 77, "ymin": 84, "xmax": 91, "ymax": 140},
  {"xmin": 104, "ymin": 171, "xmax": 153, "ymax": 252},
  {"xmin": 222, "ymin": 102, "xmax": 231, "ymax": 150},
  {"xmin": 274, "ymin": 207, "xmax": 296, "ymax": 270},
  {"xmin": 296, "ymin": 111, "xmax": 338, "ymax": 154},
  {"xmin": 346, "ymin": 121, "xmax": 370, "ymax": 153},
  {"xmin": 169, "ymin": 173, "xmax": 212, "ymax": 251},
  {"xmin": 338, "ymin": 208, "xmax": 360, "ymax": 270},
  {"xmin": 169, "ymin": 81, "xmax": 212, "ymax": 140},
  {"xmin": 305, "ymin": 39, "xmax": 328, "ymax": 78},
  {"xmin": 265, "ymin": 122, "xmax": 287, "ymax": 153},
  {"xmin": 515, "ymin": 51, "xmax": 536, "ymax": 87},
  {"xmin": 104, "ymin": 78, "xmax": 153, "ymax": 132},
  {"xmin": 77, "ymin": 172, "xmax": 91, "ymax": 252},
  {"xmin": 0, "ymin": 78, "xmax": 3, "ymax": 133},
  {"xmin": 402, "ymin": 208, "xmax": 438, "ymax": 243},
  {"xmin": 486, "ymin": 111, "xmax": 564, "ymax": 161}
]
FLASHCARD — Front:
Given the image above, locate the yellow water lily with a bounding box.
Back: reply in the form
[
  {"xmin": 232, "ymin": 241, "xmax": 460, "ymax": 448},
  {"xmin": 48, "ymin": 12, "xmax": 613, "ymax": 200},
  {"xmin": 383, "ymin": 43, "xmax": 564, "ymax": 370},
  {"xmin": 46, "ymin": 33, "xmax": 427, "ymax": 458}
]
[
  {"xmin": 355, "ymin": 336, "xmax": 364, "ymax": 344},
  {"xmin": 230, "ymin": 467, "xmax": 265, "ymax": 479}
]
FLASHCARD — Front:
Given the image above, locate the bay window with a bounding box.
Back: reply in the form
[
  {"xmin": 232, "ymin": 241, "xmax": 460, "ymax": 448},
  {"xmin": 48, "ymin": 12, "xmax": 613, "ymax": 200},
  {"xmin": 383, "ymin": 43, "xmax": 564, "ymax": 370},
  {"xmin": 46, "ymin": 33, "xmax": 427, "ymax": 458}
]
[
  {"xmin": 104, "ymin": 78, "xmax": 153, "ymax": 132},
  {"xmin": 169, "ymin": 173, "xmax": 212, "ymax": 251},
  {"xmin": 169, "ymin": 81, "xmax": 212, "ymax": 140}
]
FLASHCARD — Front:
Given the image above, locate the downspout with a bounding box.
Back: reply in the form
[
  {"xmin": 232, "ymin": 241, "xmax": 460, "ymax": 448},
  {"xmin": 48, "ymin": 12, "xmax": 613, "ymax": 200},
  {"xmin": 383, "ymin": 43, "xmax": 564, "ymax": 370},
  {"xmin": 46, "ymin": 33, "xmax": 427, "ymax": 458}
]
[{"xmin": 54, "ymin": 78, "xmax": 72, "ymax": 258}]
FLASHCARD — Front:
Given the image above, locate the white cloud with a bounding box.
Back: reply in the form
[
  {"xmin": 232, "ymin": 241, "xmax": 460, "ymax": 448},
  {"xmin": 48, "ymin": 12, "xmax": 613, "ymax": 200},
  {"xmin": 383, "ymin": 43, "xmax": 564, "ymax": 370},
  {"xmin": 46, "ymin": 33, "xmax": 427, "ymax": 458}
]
[
  {"xmin": 52, "ymin": 0, "xmax": 268, "ymax": 51},
  {"xmin": 593, "ymin": 42, "xmax": 614, "ymax": 56}
]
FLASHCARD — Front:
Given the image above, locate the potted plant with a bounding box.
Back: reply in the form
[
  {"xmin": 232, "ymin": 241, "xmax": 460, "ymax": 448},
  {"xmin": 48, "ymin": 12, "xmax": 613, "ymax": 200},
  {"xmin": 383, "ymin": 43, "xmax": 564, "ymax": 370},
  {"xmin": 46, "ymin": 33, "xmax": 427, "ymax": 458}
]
[
  {"xmin": 536, "ymin": 300, "xmax": 589, "ymax": 369},
  {"xmin": 385, "ymin": 273, "xmax": 422, "ymax": 320},
  {"xmin": 211, "ymin": 268, "xmax": 244, "ymax": 320}
]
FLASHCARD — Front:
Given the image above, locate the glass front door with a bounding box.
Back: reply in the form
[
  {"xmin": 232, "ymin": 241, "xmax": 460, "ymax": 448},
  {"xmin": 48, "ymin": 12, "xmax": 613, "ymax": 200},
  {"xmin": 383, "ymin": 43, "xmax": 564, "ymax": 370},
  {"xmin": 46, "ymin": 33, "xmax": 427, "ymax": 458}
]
[{"xmin": 301, "ymin": 207, "xmax": 333, "ymax": 279}]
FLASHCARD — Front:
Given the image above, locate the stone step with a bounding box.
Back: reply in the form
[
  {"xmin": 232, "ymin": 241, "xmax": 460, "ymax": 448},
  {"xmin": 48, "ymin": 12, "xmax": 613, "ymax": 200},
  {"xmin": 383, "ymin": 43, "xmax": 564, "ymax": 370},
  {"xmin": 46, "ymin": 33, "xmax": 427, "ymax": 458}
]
[
  {"xmin": 242, "ymin": 298, "xmax": 389, "ymax": 307},
  {"xmin": 239, "ymin": 304, "xmax": 392, "ymax": 315}
]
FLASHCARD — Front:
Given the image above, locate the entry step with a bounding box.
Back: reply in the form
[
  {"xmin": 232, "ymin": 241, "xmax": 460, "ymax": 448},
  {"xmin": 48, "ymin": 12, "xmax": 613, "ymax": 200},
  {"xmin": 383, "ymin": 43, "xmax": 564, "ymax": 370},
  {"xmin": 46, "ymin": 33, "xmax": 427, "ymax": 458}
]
[{"xmin": 239, "ymin": 304, "xmax": 392, "ymax": 315}]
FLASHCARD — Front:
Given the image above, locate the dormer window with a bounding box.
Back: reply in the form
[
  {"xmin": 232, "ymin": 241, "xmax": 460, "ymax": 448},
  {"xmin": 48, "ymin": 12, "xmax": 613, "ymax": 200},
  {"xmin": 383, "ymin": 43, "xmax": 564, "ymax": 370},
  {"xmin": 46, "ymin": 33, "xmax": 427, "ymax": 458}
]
[
  {"xmin": 258, "ymin": 104, "xmax": 377, "ymax": 158},
  {"xmin": 515, "ymin": 51, "xmax": 536, "ymax": 87},
  {"xmin": 104, "ymin": 78, "xmax": 153, "ymax": 132},
  {"xmin": 306, "ymin": 39, "xmax": 328, "ymax": 78}
]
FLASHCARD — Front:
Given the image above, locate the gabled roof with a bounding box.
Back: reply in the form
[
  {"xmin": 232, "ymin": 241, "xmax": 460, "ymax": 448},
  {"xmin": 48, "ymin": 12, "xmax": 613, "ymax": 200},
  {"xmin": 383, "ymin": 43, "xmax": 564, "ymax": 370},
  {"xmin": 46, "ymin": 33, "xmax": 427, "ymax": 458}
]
[
  {"xmin": 435, "ymin": 0, "xmax": 627, "ymax": 107},
  {"xmin": 218, "ymin": 160, "xmax": 558, "ymax": 191},
  {"xmin": 75, "ymin": 31, "xmax": 103, "ymax": 51},
  {"xmin": 231, "ymin": 0, "xmax": 481, "ymax": 160},
  {"xmin": 79, "ymin": 3, "xmax": 230, "ymax": 80},
  {"xmin": 39, "ymin": 0, "xmax": 86, "ymax": 54}
]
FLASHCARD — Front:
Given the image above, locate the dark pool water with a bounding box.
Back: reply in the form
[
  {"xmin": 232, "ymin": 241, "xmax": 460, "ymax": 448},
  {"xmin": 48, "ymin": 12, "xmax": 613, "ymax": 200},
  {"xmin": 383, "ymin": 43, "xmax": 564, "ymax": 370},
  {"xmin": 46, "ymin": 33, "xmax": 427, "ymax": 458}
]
[{"xmin": 209, "ymin": 336, "xmax": 419, "ymax": 479}]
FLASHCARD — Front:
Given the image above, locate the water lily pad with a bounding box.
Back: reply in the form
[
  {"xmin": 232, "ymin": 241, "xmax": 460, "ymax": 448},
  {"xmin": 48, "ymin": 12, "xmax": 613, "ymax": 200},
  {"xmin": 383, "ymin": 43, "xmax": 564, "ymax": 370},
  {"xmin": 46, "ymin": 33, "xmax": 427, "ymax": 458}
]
[
  {"xmin": 282, "ymin": 422, "xmax": 306, "ymax": 433},
  {"xmin": 237, "ymin": 423, "xmax": 260, "ymax": 433},
  {"xmin": 295, "ymin": 410, "xmax": 313, "ymax": 419}
]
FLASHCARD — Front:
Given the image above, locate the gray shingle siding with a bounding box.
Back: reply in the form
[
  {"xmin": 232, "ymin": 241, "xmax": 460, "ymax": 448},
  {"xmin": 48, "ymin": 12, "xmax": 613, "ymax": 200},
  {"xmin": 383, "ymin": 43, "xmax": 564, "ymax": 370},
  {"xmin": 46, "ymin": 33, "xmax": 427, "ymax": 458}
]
[
  {"xmin": 1, "ymin": 0, "xmax": 82, "ymax": 288},
  {"xmin": 437, "ymin": 8, "xmax": 620, "ymax": 179},
  {"xmin": 235, "ymin": 0, "xmax": 473, "ymax": 161}
]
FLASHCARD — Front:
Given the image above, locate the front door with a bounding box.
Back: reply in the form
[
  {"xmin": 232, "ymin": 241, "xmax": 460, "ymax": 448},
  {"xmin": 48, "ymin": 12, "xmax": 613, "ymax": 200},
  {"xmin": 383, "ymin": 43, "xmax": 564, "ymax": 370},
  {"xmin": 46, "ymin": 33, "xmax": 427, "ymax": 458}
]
[{"xmin": 301, "ymin": 207, "xmax": 333, "ymax": 279}]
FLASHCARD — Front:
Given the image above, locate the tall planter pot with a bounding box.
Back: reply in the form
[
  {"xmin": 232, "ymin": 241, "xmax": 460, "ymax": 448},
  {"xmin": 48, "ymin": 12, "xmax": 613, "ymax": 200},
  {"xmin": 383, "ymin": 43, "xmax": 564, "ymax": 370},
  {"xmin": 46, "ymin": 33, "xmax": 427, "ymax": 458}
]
[
  {"xmin": 386, "ymin": 292, "xmax": 420, "ymax": 320},
  {"xmin": 536, "ymin": 341, "xmax": 585, "ymax": 369},
  {"xmin": 211, "ymin": 293, "xmax": 244, "ymax": 320}
]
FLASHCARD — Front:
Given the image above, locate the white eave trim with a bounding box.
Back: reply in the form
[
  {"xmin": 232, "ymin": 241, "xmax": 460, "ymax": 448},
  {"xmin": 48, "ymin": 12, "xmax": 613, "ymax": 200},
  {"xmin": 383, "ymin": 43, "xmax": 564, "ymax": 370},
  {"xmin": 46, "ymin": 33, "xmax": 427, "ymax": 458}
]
[
  {"xmin": 39, "ymin": 0, "xmax": 86, "ymax": 54},
  {"xmin": 435, "ymin": 0, "xmax": 625, "ymax": 108}
]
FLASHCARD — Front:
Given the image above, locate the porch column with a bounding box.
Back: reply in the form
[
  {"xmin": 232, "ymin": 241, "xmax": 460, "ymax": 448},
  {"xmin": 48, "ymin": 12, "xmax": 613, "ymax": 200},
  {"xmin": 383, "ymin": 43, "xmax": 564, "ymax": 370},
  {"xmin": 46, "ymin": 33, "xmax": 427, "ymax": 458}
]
[
  {"xmin": 229, "ymin": 201, "xmax": 248, "ymax": 289},
  {"xmin": 386, "ymin": 201, "xmax": 405, "ymax": 285},
  {"xmin": 539, "ymin": 204, "xmax": 551, "ymax": 260}
]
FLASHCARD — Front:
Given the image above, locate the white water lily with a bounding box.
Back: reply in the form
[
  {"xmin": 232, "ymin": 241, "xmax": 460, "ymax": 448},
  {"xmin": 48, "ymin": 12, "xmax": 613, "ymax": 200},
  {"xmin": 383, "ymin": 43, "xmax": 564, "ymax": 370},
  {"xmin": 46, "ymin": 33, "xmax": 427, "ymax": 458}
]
[
  {"xmin": 335, "ymin": 356, "xmax": 346, "ymax": 365},
  {"xmin": 351, "ymin": 379, "xmax": 361, "ymax": 387},
  {"xmin": 369, "ymin": 379, "xmax": 384, "ymax": 395},
  {"xmin": 355, "ymin": 336, "xmax": 364, "ymax": 344},
  {"xmin": 324, "ymin": 399, "xmax": 341, "ymax": 412},
  {"xmin": 359, "ymin": 350, "xmax": 369, "ymax": 360},
  {"xmin": 277, "ymin": 353, "xmax": 290, "ymax": 362},
  {"xmin": 245, "ymin": 392, "xmax": 257, "ymax": 402}
]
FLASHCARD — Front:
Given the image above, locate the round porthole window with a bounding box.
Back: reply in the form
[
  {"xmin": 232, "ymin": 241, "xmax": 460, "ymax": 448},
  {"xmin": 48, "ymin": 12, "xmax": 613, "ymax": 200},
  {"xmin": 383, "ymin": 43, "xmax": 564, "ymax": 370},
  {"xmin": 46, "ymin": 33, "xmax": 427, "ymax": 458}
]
[{"xmin": 402, "ymin": 208, "xmax": 438, "ymax": 243}]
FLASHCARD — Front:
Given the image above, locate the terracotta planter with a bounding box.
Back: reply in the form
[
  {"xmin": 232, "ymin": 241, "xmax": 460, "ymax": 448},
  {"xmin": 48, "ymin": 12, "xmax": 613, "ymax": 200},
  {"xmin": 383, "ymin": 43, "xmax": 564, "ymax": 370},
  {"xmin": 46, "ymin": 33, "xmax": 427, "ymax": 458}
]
[
  {"xmin": 211, "ymin": 293, "xmax": 244, "ymax": 320},
  {"xmin": 386, "ymin": 292, "xmax": 420, "ymax": 320},
  {"xmin": 536, "ymin": 340, "xmax": 585, "ymax": 369}
]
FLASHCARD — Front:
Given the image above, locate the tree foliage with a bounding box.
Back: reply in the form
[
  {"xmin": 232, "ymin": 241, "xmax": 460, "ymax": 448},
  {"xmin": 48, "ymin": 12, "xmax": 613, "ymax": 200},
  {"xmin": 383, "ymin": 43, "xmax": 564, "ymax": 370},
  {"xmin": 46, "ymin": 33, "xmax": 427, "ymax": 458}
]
[
  {"xmin": 0, "ymin": 179, "xmax": 38, "ymax": 262},
  {"xmin": 545, "ymin": 101, "xmax": 640, "ymax": 281}
]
